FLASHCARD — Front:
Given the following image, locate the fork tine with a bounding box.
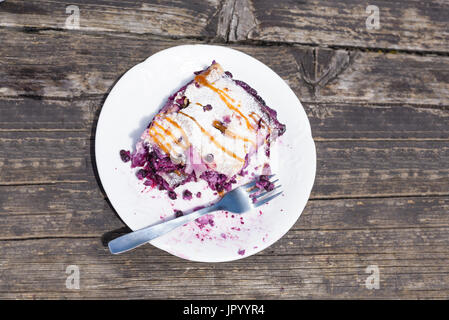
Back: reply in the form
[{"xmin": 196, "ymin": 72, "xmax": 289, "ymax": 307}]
[
  {"xmin": 248, "ymin": 178, "xmax": 279, "ymax": 194},
  {"xmin": 242, "ymin": 174, "xmax": 275, "ymax": 190},
  {"xmin": 248, "ymin": 186, "xmax": 260, "ymax": 194},
  {"xmin": 254, "ymin": 191, "xmax": 283, "ymax": 208},
  {"xmin": 253, "ymin": 185, "xmax": 282, "ymax": 199}
]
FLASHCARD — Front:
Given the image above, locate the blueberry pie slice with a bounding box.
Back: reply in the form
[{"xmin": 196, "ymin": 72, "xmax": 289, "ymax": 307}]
[{"xmin": 121, "ymin": 61, "xmax": 286, "ymax": 197}]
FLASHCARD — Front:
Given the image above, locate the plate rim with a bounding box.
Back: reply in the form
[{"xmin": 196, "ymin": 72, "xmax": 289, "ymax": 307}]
[{"xmin": 95, "ymin": 44, "xmax": 317, "ymax": 262}]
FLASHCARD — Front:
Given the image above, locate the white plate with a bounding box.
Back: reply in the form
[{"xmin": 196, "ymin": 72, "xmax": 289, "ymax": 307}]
[{"xmin": 95, "ymin": 44, "xmax": 316, "ymax": 262}]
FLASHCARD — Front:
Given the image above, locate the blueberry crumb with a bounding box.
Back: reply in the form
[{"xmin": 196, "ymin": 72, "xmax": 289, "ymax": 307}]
[
  {"xmin": 174, "ymin": 210, "xmax": 183, "ymax": 218},
  {"xmin": 183, "ymin": 189, "xmax": 193, "ymax": 200},
  {"xmin": 119, "ymin": 150, "xmax": 131, "ymax": 162},
  {"xmin": 136, "ymin": 169, "xmax": 148, "ymax": 180},
  {"xmin": 168, "ymin": 190, "xmax": 177, "ymax": 200}
]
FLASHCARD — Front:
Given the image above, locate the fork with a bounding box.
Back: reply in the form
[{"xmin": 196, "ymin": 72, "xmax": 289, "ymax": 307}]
[{"xmin": 108, "ymin": 175, "xmax": 282, "ymax": 254}]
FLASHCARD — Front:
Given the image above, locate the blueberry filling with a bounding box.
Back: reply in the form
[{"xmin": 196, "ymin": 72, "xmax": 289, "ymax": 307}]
[
  {"xmin": 119, "ymin": 149, "xmax": 131, "ymax": 162},
  {"xmin": 168, "ymin": 190, "xmax": 177, "ymax": 200},
  {"xmin": 255, "ymin": 175, "xmax": 275, "ymax": 192},
  {"xmin": 174, "ymin": 210, "xmax": 183, "ymax": 218},
  {"xmin": 121, "ymin": 61, "xmax": 285, "ymax": 201},
  {"xmin": 176, "ymin": 96, "xmax": 190, "ymax": 108},
  {"xmin": 200, "ymin": 171, "xmax": 236, "ymax": 193},
  {"xmin": 250, "ymin": 175, "xmax": 275, "ymax": 203},
  {"xmin": 136, "ymin": 169, "xmax": 148, "ymax": 180},
  {"xmin": 182, "ymin": 189, "xmax": 193, "ymax": 200}
]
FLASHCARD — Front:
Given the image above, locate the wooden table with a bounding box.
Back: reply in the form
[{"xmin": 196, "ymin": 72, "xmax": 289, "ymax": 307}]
[{"xmin": 1, "ymin": 0, "xmax": 448, "ymax": 299}]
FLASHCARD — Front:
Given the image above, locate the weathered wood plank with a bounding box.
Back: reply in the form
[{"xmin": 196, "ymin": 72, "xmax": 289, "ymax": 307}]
[
  {"xmin": 2, "ymin": 0, "xmax": 448, "ymax": 54},
  {"xmin": 305, "ymin": 103, "xmax": 449, "ymax": 141},
  {"xmin": 2, "ymin": 97, "xmax": 449, "ymax": 140},
  {"xmin": 0, "ymin": 235, "xmax": 448, "ymax": 299},
  {"xmin": 0, "ymin": 183, "xmax": 121, "ymax": 238},
  {"xmin": 1, "ymin": 29, "xmax": 448, "ymax": 105},
  {"xmin": 1, "ymin": 131, "xmax": 448, "ymax": 197},
  {"xmin": 1, "ymin": 181, "xmax": 449, "ymax": 237},
  {"xmin": 0, "ymin": 131, "xmax": 93, "ymax": 183},
  {"xmin": 1, "ymin": 0, "xmax": 448, "ymax": 301},
  {"xmin": 0, "ymin": 98, "xmax": 98, "ymax": 131},
  {"xmin": 0, "ymin": 0, "xmax": 221, "ymax": 38},
  {"xmin": 243, "ymin": 45, "xmax": 449, "ymax": 106},
  {"xmin": 225, "ymin": 0, "xmax": 449, "ymax": 53},
  {"xmin": 1, "ymin": 186, "xmax": 449, "ymax": 299},
  {"xmin": 315, "ymin": 140, "xmax": 449, "ymax": 198}
]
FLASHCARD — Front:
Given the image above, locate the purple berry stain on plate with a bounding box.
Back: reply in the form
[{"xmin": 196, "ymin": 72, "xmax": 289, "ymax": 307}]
[{"xmin": 99, "ymin": 48, "xmax": 316, "ymax": 262}]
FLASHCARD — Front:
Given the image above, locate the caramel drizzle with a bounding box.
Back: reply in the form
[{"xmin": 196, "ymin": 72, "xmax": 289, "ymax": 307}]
[
  {"xmin": 179, "ymin": 111, "xmax": 244, "ymax": 162},
  {"xmin": 147, "ymin": 115, "xmax": 192, "ymax": 156},
  {"xmin": 148, "ymin": 129, "xmax": 172, "ymax": 155},
  {"xmin": 212, "ymin": 120, "xmax": 256, "ymax": 147},
  {"xmin": 146, "ymin": 66, "xmax": 264, "ymax": 158},
  {"xmin": 217, "ymin": 88, "xmax": 235, "ymax": 103},
  {"xmin": 153, "ymin": 119, "xmax": 190, "ymax": 150},
  {"xmin": 211, "ymin": 120, "xmax": 227, "ymax": 134},
  {"xmin": 165, "ymin": 116, "xmax": 190, "ymax": 147},
  {"xmin": 152, "ymin": 122, "xmax": 185, "ymax": 148},
  {"xmin": 249, "ymin": 112, "xmax": 271, "ymax": 132},
  {"xmin": 248, "ymin": 112, "xmax": 261, "ymax": 127},
  {"xmin": 195, "ymin": 73, "xmax": 252, "ymax": 130},
  {"xmin": 226, "ymin": 130, "xmax": 256, "ymax": 147}
]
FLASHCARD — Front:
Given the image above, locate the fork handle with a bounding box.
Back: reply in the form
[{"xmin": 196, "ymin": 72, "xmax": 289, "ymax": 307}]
[{"xmin": 108, "ymin": 204, "xmax": 219, "ymax": 254}]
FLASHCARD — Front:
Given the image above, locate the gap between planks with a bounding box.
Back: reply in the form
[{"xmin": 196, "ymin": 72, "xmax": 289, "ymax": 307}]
[
  {"xmin": 1, "ymin": 129, "xmax": 449, "ymax": 141},
  {"xmin": 1, "ymin": 24, "xmax": 449, "ymax": 58},
  {"xmin": 0, "ymin": 180, "xmax": 448, "ymax": 200},
  {"xmin": 1, "ymin": 225, "xmax": 449, "ymax": 241}
]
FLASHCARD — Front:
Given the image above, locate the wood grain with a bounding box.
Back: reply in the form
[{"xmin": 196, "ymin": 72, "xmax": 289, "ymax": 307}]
[
  {"xmin": 315, "ymin": 140, "xmax": 449, "ymax": 198},
  {"xmin": 1, "ymin": 29, "xmax": 448, "ymax": 105},
  {"xmin": 3, "ymin": 97, "xmax": 449, "ymax": 140},
  {"xmin": 0, "ymin": 131, "xmax": 93, "ymax": 184},
  {"xmin": 1, "ymin": 181, "xmax": 449, "ymax": 237},
  {"xmin": 1, "ymin": 0, "xmax": 449, "ymax": 300},
  {"xmin": 0, "ymin": 192, "xmax": 448, "ymax": 299},
  {"xmin": 304, "ymin": 103, "xmax": 449, "ymax": 140},
  {"xmin": 2, "ymin": 0, "xmax": 448, "ymax": 53},
  {"xmin": 1, "ymin": 237, "xmax": 448, "ymax": 299},
  {"xmin": 0, "ymin": 0, "xmax": 221, "ymax": 38},
  {"xmin": 0, "ymin": 98, "xmax": 97, "ymax": 131},
  {"xmin": 1, "ymin": 131, "xmax": 448, "ymax": 198},
  {"xmin": 223, "ymin": 0, "xmax": 449, "ymax": 53}
]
